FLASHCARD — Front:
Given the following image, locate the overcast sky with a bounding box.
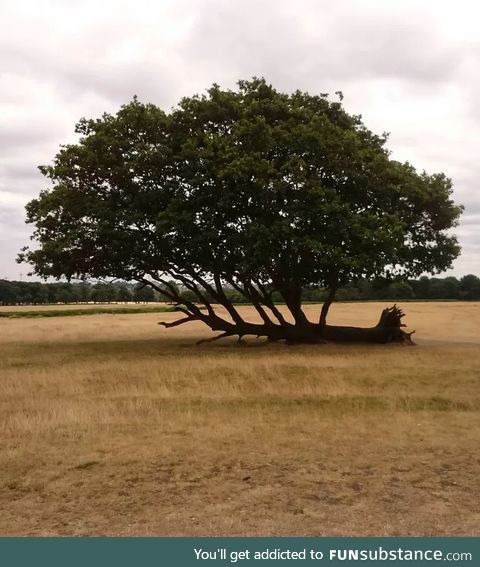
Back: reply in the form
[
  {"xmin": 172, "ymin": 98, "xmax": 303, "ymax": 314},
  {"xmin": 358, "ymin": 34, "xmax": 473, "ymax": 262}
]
[{"xmin": 1, "ymin": 0, "xmax": 479, "ymax": 280}]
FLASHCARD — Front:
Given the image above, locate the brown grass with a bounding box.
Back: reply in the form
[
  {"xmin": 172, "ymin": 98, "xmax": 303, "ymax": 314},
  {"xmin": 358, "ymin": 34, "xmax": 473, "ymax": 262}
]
[
  {"xmin": 0, "ymin": 301, "xmax": 164, "ymax": 312},
  {"xmin": 0, "ymin": 302, "xmax": 479, "ymax": 535}
]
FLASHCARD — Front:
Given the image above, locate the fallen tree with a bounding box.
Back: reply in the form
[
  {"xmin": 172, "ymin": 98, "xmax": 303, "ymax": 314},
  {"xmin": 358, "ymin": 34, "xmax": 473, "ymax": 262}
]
[
  {"xmin": 20, "ymin": 80, "xmax": 461, "ymax": 344},
  {"xmin": 156, "ymin": 283, "xmax": 416, "ymax": 345}
]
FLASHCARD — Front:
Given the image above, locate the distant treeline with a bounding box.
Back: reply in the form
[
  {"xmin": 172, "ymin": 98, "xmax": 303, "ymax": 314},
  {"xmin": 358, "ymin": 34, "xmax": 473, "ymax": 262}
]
[
  {"xmin": 1, "ymin": 275, "xmax": 480, "ymax": 306},
  {"xmin": 302, "ymin": 275, "xmax": 480, "ymax": 302},
  {"xmin": 0, "ymin": 281, "xmax": 157, "ymax": 305}
]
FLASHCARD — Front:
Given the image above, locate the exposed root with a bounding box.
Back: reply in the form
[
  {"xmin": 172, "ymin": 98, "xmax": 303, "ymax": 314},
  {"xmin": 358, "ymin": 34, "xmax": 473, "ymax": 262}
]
[
  {"xmin": 377, "ymin": 304, "xmax": 404, "ymax": 327},
  {"xmin": 401, "ymin": 329, "xmax": 416, "ymax": 346}
]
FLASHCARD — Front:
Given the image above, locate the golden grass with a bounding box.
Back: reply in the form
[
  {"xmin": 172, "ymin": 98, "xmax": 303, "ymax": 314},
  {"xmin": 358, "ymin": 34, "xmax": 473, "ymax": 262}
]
[{"xmin": 0, "ymin": 302, "xmax": 479, "ymax": 535}]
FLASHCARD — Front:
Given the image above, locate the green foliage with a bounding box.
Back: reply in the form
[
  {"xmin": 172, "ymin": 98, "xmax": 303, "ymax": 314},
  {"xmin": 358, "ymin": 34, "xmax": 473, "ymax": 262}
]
[
  {"xmin": 19, "ymin": 79, "xmax": 463, "ymax": 313},
  {"xmin": 460, "ymin": 274, "xmax": 480, "ymax": 300}
]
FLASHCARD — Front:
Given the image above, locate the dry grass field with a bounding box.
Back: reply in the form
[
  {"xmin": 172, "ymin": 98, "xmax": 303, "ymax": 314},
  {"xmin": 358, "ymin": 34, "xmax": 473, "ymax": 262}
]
[
  {"xmin": 0, "ymin": 302, "xmax": 164, "ymax": 312},
  {"xmin": 0, "ymin": 302, "xmax": 479, "ymax": 536}
]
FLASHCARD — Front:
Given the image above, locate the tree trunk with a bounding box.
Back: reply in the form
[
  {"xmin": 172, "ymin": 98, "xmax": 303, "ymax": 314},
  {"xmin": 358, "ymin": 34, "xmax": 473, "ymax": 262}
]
[
  {"xmin": 319, "ymin": 285, "xmax": 337, "ymax": 326},
  {"xmin": 148, "ymin": 276, "xmax": 415, "ymax": 346},
  {"xmin": 159, "ymin": 304, "xmax": 416, "ymax": 345},
  {"xmin": 322, "ymin": 304, "xmax": 416, "ymax": 344}
]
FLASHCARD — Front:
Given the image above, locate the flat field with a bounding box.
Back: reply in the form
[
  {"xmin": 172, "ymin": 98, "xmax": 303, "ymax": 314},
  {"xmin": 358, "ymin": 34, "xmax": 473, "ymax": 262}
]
[
  {"xmin": 0, "ymin": 302, "xmax": 479, "ymax": 535},
  {"xmin": 0, "ymin": 301, "xmax": 165, "ymax": 312}
]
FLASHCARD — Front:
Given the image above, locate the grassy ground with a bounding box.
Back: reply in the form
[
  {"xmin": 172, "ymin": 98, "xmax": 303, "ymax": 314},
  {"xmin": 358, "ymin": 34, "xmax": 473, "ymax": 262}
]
[
  {"xmin": 0, "ymin": 302, "xmax": 479, "ymax": 535},
  {"xmin": 0, "ymin": 302, "xmax": 170, "ymax": 313},
  {"xmin": 0, "ymin": 305, "xmax": 173, "ymax": 318}
]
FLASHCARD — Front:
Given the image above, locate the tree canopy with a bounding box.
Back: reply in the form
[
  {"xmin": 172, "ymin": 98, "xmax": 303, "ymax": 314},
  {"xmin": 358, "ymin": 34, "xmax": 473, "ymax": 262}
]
[{"xmin": 20, "ymin": 78, "xmax": 463, "ymax": 343}]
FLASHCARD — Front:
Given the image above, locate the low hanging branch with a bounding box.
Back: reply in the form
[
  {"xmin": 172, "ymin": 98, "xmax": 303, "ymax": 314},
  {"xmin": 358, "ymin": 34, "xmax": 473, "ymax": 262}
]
[{"xmin": 158, "ymin": 315, "xmax": 196, "ymax": 329}]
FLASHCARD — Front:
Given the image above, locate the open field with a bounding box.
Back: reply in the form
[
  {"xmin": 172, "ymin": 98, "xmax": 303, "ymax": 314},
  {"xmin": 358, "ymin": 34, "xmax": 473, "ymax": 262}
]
[
  {"xmin": 0, "ymin": 302, "xmax": 169, "ymax": 313},
  {"xmin": 0, "ymin": 302, "xmax": 479, "ymax": 535},
  {"xmin": 0, "ymin": 305, "xmax": 173, "ymax": 319}
]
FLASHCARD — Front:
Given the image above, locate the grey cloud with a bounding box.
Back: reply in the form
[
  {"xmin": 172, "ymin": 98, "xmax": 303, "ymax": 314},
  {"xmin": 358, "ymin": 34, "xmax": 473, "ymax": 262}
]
[
  {"xmin": 0, "ymin": 0, "xmax": 479, "ymax": 279},
  {"xmin": 0, "ymin": 237, "xmax": 32, "ymax": 280},
  {"xmin": 179, "ymin": 0, "xmax": 465, "ymax": 90},
  {"xmin": 0, "ymin": 3, "xmax": 189, "ymax": 108},
  {"xmin": 0, "ymin": 217, "xmax": 29, "ymax": 238},
  {"xmin": 54, "ymin": 62, "xmax": 175, "ymax": 107},
  {"xmin": 0, "ymin": 163, "xmax": 42, "ymax": 181},
  {"xmin": 0, "ymin": 152, "xmax": 55, "ymax": 197},
  {"xmin": 461, "ymin": 214, "xmax": 480, "ymax": 226},
  {"xmin": 0, "ymin": 126, "xmax": 59, "ymax": 148},
  {"xmin": 0, "ymin": 0, "xmax": 466, "ymax": 111},
  {"xmin": 0, "ymin": 205, "xmax": 31, "ymax": 274}
]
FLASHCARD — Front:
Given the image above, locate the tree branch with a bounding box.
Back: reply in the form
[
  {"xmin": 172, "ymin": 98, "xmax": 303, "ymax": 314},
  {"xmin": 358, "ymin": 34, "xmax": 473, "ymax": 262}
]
[
  {"xmin": 199, "ymin": 272, "xmax": 246, "ymax": 324},
  {"xmin": 158, "ymin": 316, "xmax": 196, "ymax": 328},
  {"xmin": 143, "ymin": 275, "xmax": 205, "ymax": 321},
  {"xmin": 167, "ymin": 271, "xmax": 217, "ymax": 318},
  {"xmin": 278, "ymin": 286, "xmax": 309, "ymax": 326},
  {"xmin": 254, "ymin": 280, "xmax": 289, "ymax": 325},
  {"xmin": 319, "ymin": 284, "xmax": 338, "ymax": 326},
  {"xmin": 242, "ymin": 280, "xmax": 276, "ymax": 325}
]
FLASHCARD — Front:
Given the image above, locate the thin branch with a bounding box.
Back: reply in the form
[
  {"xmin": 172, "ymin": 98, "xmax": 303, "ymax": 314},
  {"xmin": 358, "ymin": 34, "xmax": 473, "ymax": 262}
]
[
  {"xmin": 210, "ymin": 273, "xmax": 246, "ymax": 324},
  {"xmin": 158, "ymin": 316, "xmax": 196, "ymax": 328},
  {"xmin": 140, "ymin": 277, "xmax": 177, "ymax": 302},
  {"xmin": 173, "ymin": 304, "xmax": 192, "ymax": 317},
  {"xmin": 183, "ymin": 270, "xmax": 245, "ymax": 325},
  {"xmin": 149, "ymin": 271, "xmax": 237, "ymax": 333},
  {"xmin": 166, "ymin": 271, "xmax": 217, "ymax": 318},
  {"xmin": 319, "ymin": 284, "xmax": 337, "ymax": 326},
  {"xmin": 143, "ymin": 275, "xmax": 204, "ymax": 320},
  {"xmin": 242, "ymin": 280, "xmax": 275, "ymax": 325},
  {"xmin": 229, "ymin": 276, "xmax": 288, "ymax": 326},
  {"xmin": 259, "ymin": 293, "xmax": 288, "ymax": 325},
  {"xmin": 277, "ymin": 287, "xmax": 309, "ymax": 326},
  {"xmin": 168, "ymin": 268, "xmax": 246, "ymax": 326}
]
